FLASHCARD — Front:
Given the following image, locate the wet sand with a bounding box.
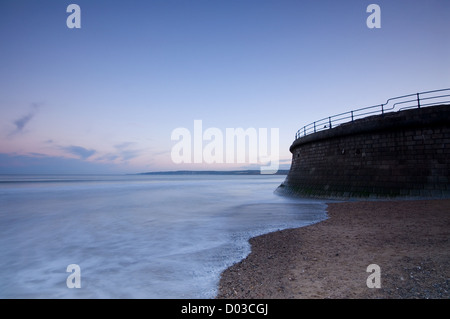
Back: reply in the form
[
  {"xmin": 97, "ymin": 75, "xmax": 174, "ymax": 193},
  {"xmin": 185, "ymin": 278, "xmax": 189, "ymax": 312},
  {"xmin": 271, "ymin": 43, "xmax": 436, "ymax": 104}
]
[{"xmin": 217, "ymin": 199, "xmax": 450, "ymax": 299}]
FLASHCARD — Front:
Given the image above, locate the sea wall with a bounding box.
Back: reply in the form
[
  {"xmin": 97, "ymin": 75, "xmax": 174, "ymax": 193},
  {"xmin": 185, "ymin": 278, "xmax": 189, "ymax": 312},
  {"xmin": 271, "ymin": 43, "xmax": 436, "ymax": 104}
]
[{"xmin": 277, "ymin": 104, "xmax": 450, "ymax": 199}]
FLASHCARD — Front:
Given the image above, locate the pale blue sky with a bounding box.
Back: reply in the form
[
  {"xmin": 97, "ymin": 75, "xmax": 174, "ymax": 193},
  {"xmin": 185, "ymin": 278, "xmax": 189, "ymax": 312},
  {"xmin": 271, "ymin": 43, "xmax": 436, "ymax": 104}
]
[{"xmin": 0, "ymin": 0, "xmax": 449, "ymax": 173}]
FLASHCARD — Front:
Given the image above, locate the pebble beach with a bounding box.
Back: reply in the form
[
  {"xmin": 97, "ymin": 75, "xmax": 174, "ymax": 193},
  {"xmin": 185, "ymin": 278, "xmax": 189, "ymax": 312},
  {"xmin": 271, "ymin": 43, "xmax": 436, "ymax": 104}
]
[{"xmin": 217, "ymin": 199, "xmax": 450, "ymax": 299}]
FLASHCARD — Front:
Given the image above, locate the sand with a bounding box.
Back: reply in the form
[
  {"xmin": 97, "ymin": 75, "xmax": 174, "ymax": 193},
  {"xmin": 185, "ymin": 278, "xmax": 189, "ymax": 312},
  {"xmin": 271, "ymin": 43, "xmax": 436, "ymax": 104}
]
[{"xmin": 216, "ymin": 199, "xmax": 450, "ymax": 299}]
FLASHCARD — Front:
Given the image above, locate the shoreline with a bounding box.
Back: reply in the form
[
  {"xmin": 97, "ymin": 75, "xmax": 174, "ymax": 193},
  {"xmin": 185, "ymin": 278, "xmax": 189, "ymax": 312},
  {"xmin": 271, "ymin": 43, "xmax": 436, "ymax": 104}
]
[{"xmin": 216, "ymin": 199, "xmax": 450, "ymax": 299}]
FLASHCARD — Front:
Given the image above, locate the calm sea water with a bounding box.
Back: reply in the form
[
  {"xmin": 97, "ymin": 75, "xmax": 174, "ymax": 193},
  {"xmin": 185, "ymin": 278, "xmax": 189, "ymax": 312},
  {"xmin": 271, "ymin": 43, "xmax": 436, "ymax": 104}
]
[{"xmin": 0, "ymin": 174, "xmax": 327, "ymax": 298}]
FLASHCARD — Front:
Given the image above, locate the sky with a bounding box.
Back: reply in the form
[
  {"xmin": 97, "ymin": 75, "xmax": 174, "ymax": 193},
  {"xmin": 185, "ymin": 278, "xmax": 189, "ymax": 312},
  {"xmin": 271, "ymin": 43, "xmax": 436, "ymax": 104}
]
[{"xmin": 0, "ymin": 0, "xmax": 449, "ymax": 174}]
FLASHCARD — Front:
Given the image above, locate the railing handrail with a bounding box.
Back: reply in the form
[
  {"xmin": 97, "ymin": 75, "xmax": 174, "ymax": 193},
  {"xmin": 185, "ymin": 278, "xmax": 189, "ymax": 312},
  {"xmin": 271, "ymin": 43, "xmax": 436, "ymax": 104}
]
[{"xmin": 295, "ymin": 88, "xmax": 450, "ymax": 140}]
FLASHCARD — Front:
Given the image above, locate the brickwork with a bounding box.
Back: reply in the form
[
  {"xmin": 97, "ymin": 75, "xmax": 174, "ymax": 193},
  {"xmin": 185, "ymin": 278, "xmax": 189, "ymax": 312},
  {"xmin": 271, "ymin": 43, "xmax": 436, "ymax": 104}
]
[{"xmin": 277, "ymin": 104, "xmax": 450, "ymax": 198}]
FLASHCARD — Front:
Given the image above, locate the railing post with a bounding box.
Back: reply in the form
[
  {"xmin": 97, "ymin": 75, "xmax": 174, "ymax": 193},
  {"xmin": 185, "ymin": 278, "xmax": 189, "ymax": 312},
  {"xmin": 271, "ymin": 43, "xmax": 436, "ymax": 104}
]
[
  {"xmin": 351, "ymin": 111, "xmax": 354, "ymax": 121},
  {"xmin": 314, "ymin": 122, "xmax": 316, "ymax": 133},
  {"xmin": 304, "ymin": 126, "xmax": 306, "ymax": 136},
  {"xmin": 329, "ymin": 117, "xmax": 332, "ymax": 129},
  {"xmin": 417, "ymin": 93, "xmax": 421, "ymax": 108},
  {"xmin": 381, "ymin": 104, "xmax": 384, "ymax": 115}
]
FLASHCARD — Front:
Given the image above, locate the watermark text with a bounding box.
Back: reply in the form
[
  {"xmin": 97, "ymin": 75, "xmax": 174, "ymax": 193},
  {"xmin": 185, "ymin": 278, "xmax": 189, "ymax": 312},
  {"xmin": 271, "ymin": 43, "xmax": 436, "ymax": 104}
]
[{"xmin": 171, "ymin": 120, "xmax": 279, "ymax": 174}]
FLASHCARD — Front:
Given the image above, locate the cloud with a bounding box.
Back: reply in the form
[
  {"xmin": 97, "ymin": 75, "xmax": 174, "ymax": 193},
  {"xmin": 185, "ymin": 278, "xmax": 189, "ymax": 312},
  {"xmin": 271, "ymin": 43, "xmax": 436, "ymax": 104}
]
[
  {"xmin": 94, "ymin": 142, "xmax": 144, "ymax": 164},
  {"xmin": 114, "ymin": 142, "xmax": 134, "ymax": 150},
  {"xmin": 0, "ymin": 153, "xmax": 119, "ymax": 174},
  {"xmin": 118, "ymin": 149, "xmax": 141, "ymax": 161},
  {"xmin": 14, "ymin": 113, "xmax": 34, "ymax": 131},
  {"xmin": 10, "ymin": 103, "xmax": 40, "ymax": 135},
  {"xmin": 61, "ymin": 145, "xmax": 96, "ymax": 160},
  {"xmin": 96, "ymin": 153, "xmax": 120, "ymax": 162},
  {"xmin": 114, "ymin": 142, "xmax": 142, "ymax": 161}
]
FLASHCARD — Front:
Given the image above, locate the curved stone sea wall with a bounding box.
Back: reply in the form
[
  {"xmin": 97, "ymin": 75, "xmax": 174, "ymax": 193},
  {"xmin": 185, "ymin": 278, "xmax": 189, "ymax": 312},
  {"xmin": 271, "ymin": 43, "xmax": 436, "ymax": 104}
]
[{"xmin": 277, "ymin": 104, "xmax": 450, "ymax": 199}]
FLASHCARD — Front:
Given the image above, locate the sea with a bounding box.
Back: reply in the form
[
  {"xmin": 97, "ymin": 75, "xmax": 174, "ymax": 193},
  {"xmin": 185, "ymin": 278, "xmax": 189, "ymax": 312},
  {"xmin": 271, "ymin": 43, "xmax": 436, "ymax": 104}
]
[{"xmin": 0, "ymin": 174, "xmax": 328, "ymax": 298}]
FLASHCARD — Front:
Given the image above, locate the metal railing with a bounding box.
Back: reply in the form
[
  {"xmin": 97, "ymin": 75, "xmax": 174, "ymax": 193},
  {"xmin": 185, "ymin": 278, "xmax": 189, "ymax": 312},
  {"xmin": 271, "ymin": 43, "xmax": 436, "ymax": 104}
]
[{"xmin": 295, "ymin": 88, "xmax": 450, "ymax": 140}]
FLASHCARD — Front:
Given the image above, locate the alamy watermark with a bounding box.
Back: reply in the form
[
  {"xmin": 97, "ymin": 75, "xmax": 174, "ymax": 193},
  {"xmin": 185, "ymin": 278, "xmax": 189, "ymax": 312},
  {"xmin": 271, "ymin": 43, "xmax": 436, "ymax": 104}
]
[
  {"xmin": 64, "ymin": 263, "xmax": 381, "ymax": 290},
  {"xmin": 171, "ymin": 120, "xmax": 279, "ymax": 174},
  {"xmin": 66, "ymin": 264, "xmax": 81, "ymax": 288},
  {"xmin": 366, "ymin": 4, "xmax": 381, "ymax": 29},
  {"xmin": 366, "ymin": 264, "xmax": 381, "ymax": 288},
  {"xmin": 66, "ymin": 4, "xmax": 380, "ymax": 30},
  {"xmin": 66, "ymin": 4, "xmax": 81, "ymax": 29}
]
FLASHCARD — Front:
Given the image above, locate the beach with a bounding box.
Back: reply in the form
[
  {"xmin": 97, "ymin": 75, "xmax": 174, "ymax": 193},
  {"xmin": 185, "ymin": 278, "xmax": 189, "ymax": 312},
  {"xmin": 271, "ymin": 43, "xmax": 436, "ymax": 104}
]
[{"xmin": 217, "ymin": 199, "xmax": 450, "ymax": 299}]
